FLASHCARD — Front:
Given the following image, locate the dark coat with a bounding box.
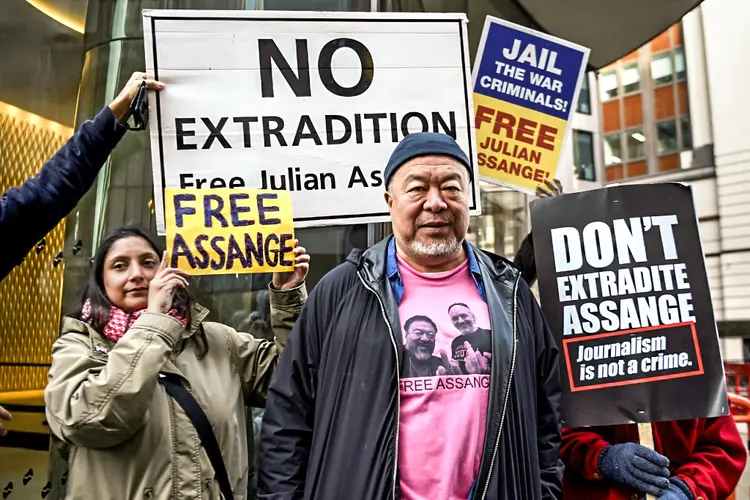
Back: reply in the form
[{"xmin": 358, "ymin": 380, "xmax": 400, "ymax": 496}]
[
  {"xmin": 258, "ymin": 237, "xmax": 563, "ymax": 500},
  {"xmin": 513, "ymin": 232, "xmax": 537, "ymax": 286},
  {"xmin": 0, "ymin": 106, "xmax": 126, "ymax": 280}
]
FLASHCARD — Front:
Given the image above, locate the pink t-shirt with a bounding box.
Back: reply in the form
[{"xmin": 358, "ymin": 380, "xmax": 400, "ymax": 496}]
[{"xmin": 397, "ymin": 255, "xmax": 492, "ymax": 500}]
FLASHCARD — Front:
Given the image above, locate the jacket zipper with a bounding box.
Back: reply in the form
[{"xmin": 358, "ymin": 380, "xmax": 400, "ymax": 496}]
[
  {"xmin": 479, "ymin": 275, "xmax": 520, "ymax": 500},
  {"xmin": 357, "ymin": 271, "xmax": 401, "ymax": 500}
]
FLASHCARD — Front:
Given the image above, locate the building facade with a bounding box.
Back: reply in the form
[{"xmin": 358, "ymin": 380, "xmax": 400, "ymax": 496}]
[{"xmin": 594, "ymin": 0, "xmax": 750, "ymax": 360}]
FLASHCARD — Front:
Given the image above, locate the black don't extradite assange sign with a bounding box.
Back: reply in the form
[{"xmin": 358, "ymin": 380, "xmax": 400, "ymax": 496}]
[{"xmin": 531, "ymin": 183, "xmax": 728, "ymax": 427}]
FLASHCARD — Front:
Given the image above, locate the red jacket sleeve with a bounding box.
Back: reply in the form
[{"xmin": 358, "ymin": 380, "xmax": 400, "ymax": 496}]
[
  {"xmin": 673, "ymin": 416, "xmax": 747, "ymax": 500},
  {"xmin": 561, "ymin": 427, "xmax": 611, "ymax": 481}
]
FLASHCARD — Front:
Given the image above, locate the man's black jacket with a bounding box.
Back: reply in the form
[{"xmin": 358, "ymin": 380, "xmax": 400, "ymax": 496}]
[{"xmin": 258, "ymin": 237, "xmax": 563, "ymax": 500}]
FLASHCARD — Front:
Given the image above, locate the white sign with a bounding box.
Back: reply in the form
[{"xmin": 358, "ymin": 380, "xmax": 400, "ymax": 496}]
[{"xmin": 143, "ymin": 10, "xmax": 480, "ymax": 234}]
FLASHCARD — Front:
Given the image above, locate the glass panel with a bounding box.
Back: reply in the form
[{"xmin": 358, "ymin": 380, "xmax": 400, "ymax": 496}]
[
  {"xmin": 63, "ymin": 0, "xmax": 375, "ymax": 322},
  {"xmin": 265, "ymin": 0, "xmax": 370, "ymax": 9},
  {"xmin": 576, "ymin": 74, "xmax": 591, "ymax": 114},
  {"xmin": 675, "ymin": 46, "xmax": 686, "ymax": 80},
  {"xmin": 0, "ymin": 0, "xmax": 82, "ymax": 475},
  {"xmin": 573, "ymin": 130, "xmax": 596, "ymax": 182},
  {"xmin": 378, "ymin": 0, "xmax": 469, "ymax": 11},
  {"xmin": 603, "ymin": 134, "xmax": 623, "ymax": 165},
  {"xmin": 599, "ymin": 70, "xmax": 618, "ymax": 100},
  {"xmin": 651, "ymin": 52, "xmax": 674, "ymax": 86},
  {"xmin": 621, "ymin": 62, "xmax": 640, "ymax": 94},
  {"xmin": 680, "ymin": 115, "xmax": 693, "ymax": 151},
  {"xmin": 467, "ymin": 186, "xmax": 528, "ymax": 259},
  {"xmin": 626, "ymin": 128, "xmax": 646, "ymax": 160},
  {"xmin": 657, "ymin": 120, "xmax": 678, "ymax": 155}
]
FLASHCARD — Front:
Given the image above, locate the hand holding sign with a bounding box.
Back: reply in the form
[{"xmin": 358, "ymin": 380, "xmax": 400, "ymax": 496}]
[
  {"xmin": 464, "ymin": 342, "xmax": 492, "ymax": 375},
  {"xmin": 272, "ymin": 240, "xmax": 310, "ymax": 290},
  {"xmin": 535, "ymin": 177, "xmax": 563, "ymax": 198},
  {"xmin": 108, "ymin": 71, "xmax": 164, "ymax": 123},
  {"xmin": 147, "ymin": 251, "xmax": 190, "ymax": 314},
  {"xmin": 598, "ymin": 443, "xmax": 670, "ymax": 496}
]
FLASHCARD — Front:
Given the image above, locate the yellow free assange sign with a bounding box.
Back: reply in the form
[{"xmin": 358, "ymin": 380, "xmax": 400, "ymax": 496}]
[{"xmin": 165, "ymin": 188, "xmax": 295, "ymax": 275}]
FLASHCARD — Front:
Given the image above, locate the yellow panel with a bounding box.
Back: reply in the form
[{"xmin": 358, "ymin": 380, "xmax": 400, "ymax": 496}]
[
  {"xmin": 0, "ymin": 389, "xmax": 45, "ymax": 405},
  {"xmin": 1, "ymin": 410, "xmax": 47, "ymax": 435},
  {"xmin": 0, "ymin": 104, "xmax": 73, "ymax": 392}
]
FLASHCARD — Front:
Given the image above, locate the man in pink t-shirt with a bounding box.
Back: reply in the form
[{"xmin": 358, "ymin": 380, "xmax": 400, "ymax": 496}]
[
  {"xmin": 259, "ymin": 133, "xmax": 563, "ymax": 500},
  {"xmin": 397, "ymin": 255, "xmax": 493, "ymax": 499}
]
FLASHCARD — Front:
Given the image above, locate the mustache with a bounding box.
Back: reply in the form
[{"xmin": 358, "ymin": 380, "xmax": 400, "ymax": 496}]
[{"xmin": 417, "ymin": 214, "xmax": 454, "ymax": 227}]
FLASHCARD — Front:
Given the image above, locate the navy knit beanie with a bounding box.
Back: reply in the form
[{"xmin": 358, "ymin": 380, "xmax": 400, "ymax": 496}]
[{"xmin": 383, "ymin": 132, "xmax": 472, "ymax": 188}]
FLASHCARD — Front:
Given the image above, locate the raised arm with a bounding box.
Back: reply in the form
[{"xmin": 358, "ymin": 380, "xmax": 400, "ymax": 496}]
[
  {"xmin": 228, "ymin": 282, "xmax": 308, "ymax": 408},
  {"xmin": 231, "ymin": 243, "xmax": 310, "ymax": 407},
  {"xmin": 0, "ymin": 72, "xmax": 163, "ymax": 280}
]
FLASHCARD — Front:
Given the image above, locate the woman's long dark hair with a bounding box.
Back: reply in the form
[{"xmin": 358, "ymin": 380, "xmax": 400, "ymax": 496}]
[{"xmin": 74, "ymin": 225, "xmax": 192, "ymax": 333}]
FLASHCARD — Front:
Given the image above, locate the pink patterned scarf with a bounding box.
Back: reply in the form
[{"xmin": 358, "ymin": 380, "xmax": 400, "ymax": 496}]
[{"xmin": 81, "ymin": 300, "xmax": 188, "ymax": 342}]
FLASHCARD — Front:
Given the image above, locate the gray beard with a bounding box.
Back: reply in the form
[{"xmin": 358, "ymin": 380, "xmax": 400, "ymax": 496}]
[{"xmin": 406, "ymin": 236, "xmax": 462, "ymax": 260}]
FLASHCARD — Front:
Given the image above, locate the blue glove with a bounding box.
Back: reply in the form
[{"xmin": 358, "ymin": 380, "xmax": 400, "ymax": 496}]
[
  {"xmin": 657, "ymin": 478, "xmax": 694, "ymax": 500},
  {"xmin": 598, "ymin": 443, "xmax": 671, "ymax": 496}
]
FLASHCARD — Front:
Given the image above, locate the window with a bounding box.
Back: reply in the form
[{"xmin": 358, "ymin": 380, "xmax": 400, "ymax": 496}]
[
  {"xmin": 573, "ymin": 130, "xmax": 596, "ymax": 181},
  {"xmin": 621, "ymin": 62, "xmax": 640, "ymax": 94},
  {"xmin": 651, "ymin": 52, "xmax": 674, "ymax": 86},
  {"xmin": 603, "ymin": 134, "xmax": 623, "ymax": 165},
  {"xmin": 468, "ymin": 188, "xmax": 528, "ymax": 258},
  {"xmin": 656, "ymin": 120, "xmax": 678, "ymax": 155},
  {"xmin": 675, "ymin": 47, "xmax": 686, "ymax": 80},
  {"xmin": 680, "ymin": 115, "xmax": 693, "ymax": 150},
  {"xmin": 626, "ymin": 128, "xmax": 646, "ymax": 160},
  {"xmin": 597, "ymin": 26, "xmax": 694, "ymax": 182},
  {"xmin": 599, "ymin": 70, "xmax": 618, "ymax": 100},
  {"xmin": 576, "ymin": 75, "xmax": 591, "ymax": 114},
  {"xmin": 265, "ymin": 0, "xmax": 370, "ymax": 9}
]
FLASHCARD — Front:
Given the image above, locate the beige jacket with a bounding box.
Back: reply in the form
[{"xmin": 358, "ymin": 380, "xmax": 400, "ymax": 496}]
[{"xmin": 44, "ymin": 283, "xmax": 306, "ymax": 500}]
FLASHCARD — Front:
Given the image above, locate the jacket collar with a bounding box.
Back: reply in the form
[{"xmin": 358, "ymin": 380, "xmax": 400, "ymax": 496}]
[
  {"xmin": 350, "ymin": 234, "xmax": 519, "ymax": 288},
  {"xmin": 384, "ymin": 237, "xmax": 486, "ymax": 303},
  {"xmin": 64, "ymin": 302, "xmax": 210, "ymax": 355},
  {"xmin": 188, "ymin": 302, "xmax": 210, "ymax": 335}
]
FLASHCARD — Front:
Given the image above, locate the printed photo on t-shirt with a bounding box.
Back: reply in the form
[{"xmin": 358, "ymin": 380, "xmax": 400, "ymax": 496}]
[
  {"xmin": 402, "ymin": 308, "xmax": 491, "ymax": 379},
  {"xmin": 447, "ymin": 302, "xmax": 492, "ymax": 374}
]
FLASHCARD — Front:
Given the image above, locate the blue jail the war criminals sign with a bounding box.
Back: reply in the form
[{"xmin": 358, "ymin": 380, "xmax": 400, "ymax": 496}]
[{"xmin": 530, "ymin": 183, "xmax": 728, "ymax": 427}]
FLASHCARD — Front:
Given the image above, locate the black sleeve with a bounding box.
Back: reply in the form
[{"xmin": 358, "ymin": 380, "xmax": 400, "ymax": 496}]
[
  {"xmin": 520, "ymin": 278, "xmax": 564, "ymax": 499},
  {"xmin": 257, "ymin": 281, "xmax": 322, "ymax": 499},
  {"xmin": 0, "ymin": 106, "xmax": 127, "ymax": 280},
  {"xmin": 512, "ymin": 232, "xmax": 537, "ymax": 286}
]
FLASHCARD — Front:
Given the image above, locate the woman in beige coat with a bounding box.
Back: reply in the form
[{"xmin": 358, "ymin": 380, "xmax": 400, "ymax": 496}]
[{"xmin": 44, "ymin": 225, "xmax": 308, "ymax": 500}]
